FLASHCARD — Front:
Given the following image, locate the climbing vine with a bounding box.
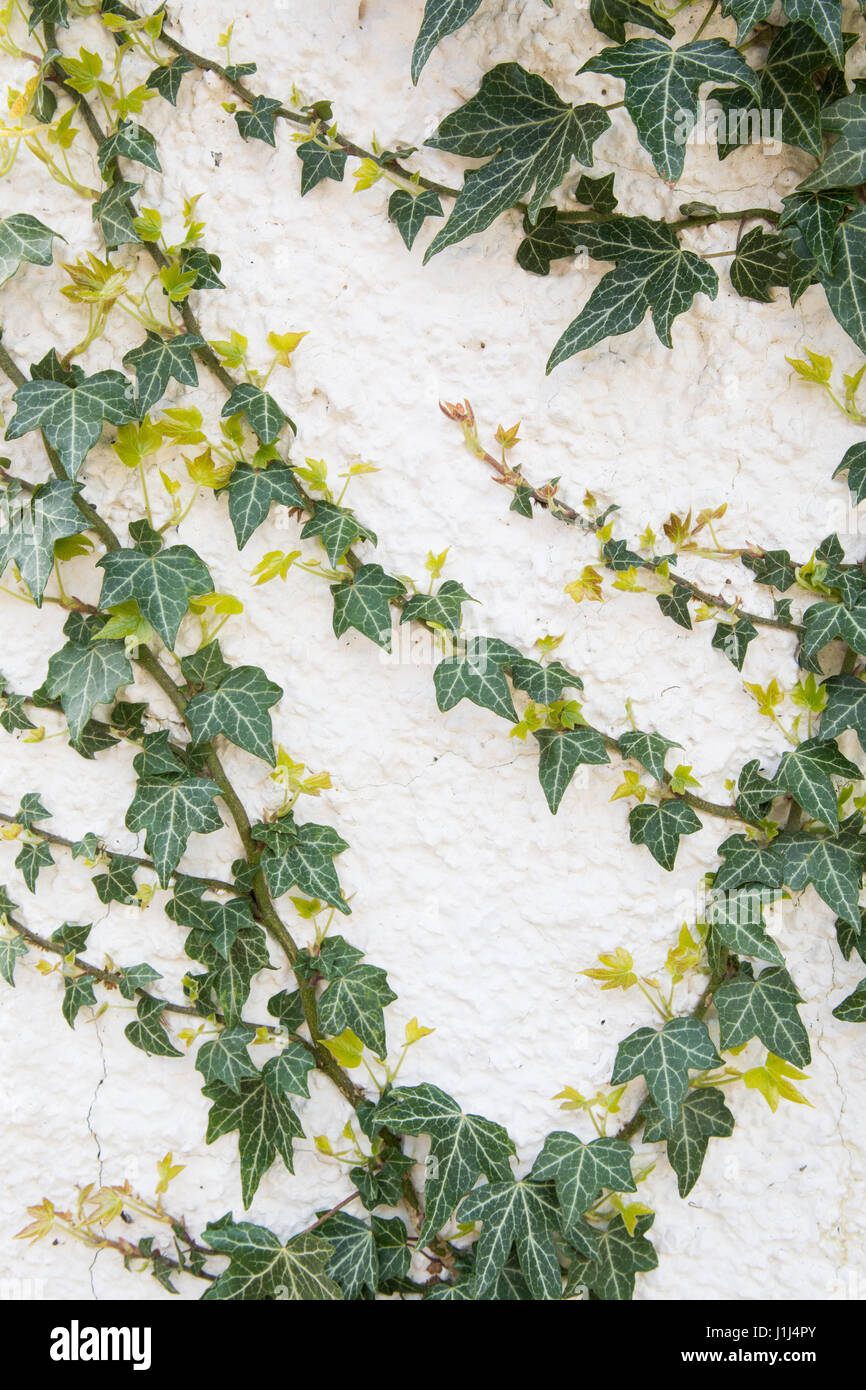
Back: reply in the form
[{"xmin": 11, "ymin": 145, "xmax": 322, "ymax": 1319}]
[{"xmin": 0, "ymin": 0, "xmax": 865, "ymax": 1302}]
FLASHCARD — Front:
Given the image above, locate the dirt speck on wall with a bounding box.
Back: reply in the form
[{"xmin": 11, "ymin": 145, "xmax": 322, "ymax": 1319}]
[{"xmin": 0, "ymin": 0, "xmax": 864, "ymax": 1300}]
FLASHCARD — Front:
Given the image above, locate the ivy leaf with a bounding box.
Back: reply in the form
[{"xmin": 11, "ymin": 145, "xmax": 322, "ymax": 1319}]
[
  {"xmin": 800, "ymin": 92, "xmax": 866, "ymax": 191},
  {"xmin": 509, "ymin": 657, "xmax": 583, "ymax": 703},
  {"xmin": 589, "ymin": 0, "xmax": 674, "ymax": 43},
  {"xmin": 310, "ymin": 935, "xmax": 397, "ymax": 1058},
  {"xmin": 27, "ymin": 0, "xmax": 69, "ymax": 29},
  {"xmin": 124, "ymin": 993, "xmax": 182, "ymax": 1056},
  {"xmin": 202, "ymin": 1219, "xmax": 341, "ymax": 1300},
  {"xmin": 777, "ymin": 826, "xmax": 866, "ymax": 927},
  {"xmin": 203, "ymin": 1076, "xmax": 303, "ymax": 1207},
  {"xmin": 741, "ymin": 548, "xmax": 796, "ymax": 591},
  {"xmin": 261, "ymin": 1045, "xmax": 316, "ymax": 1099},
  {"xmin": 711, "ymin": 617, "xmax": 757, "ymax": 670},
  {"xmin": 714, "ymin": 963, "xmax": 811, "ymax": 1066},
  {"xmin": 733, "ymin": 755, "xmax": 777, "ymax": 823},
  {"xmin": 97, "ymin": 119, "xmax": 161, "ymax": 174},
  {"xmin": 575, "ymin": 171, "xmax": 619, "ymax": 213},
  {"xmin": 133, "ymin": 730, "xmax": 186, "ymax": 779},
  {"xmin": 0, "ymin": 691, "xmax": 35, "ymax": 734},
  {"xmin": 718, "ymin": 24, "xmax": 841, "ymax": 165},
  {"xmin": 62, "ymin": 974, "xmax": 96, "ymax": 1028},
  {"xmin": 97, "ymin": 539, "xmax": 213, "ymax": 649},
  {"xmin": 6, "ymin": 370, "xmax": 136, "ymax": 479},
  {"xmin": 92, "ymin": 180, "xmax": 141, "ymax": 249},
  {"xmin": 579, "ymin": 1213, "xmax": 658, "ymax": 1301},
  {"xmin": 401, "ymin": 580, "xmax": 476, "ymax": 633},
  {"xmin": 125, "ymin": 776, "xmax": 223, "ymax": 886},
  {"xmin": 530, "ymin": 1133, "xmax": 635, "ymax": 1235},
  {"xmin": 612, "ymin": 1017, "xmax": 720, "ymax": 1126},
  {"xmin": 580, "ymin": 39, "xmax": 760, "ymax": 181},
  {"xmin": 388, "ymin": 188, "xmax": 444, "ymax": 249},
  {"xmin": 657, "ymin": 582, "xmax": 693, "ymax": 629},
  {"xmin": 318, "ymin": 1211, "xmax": 377, "ymax": 1298},
  {"xmin": 296, "ymin": 140, "xmax": 347, "ymax": 195},
  {"xmin": 820, "ymin": 673, "xmax": 866, "ymax": 748},
  {"xmin": 224, "ymin": 463, "xmax": 305, "ymax": 549},
  {"xmin": 374, "ymin": 1083, "xmax": 515, "ymax": 1242},
  {"xmin": 195, "ymin": 1025, "xmax": 258, "ymax": 1092},
  {"xmin": 433, "ymin": 636, "xmax": 521, "ymax": 722},
  {"xmin": 181, "ymin": 640, "xmax": 233, "ymax": 691},
  {"xmin": 50, "ymin": 922, "xmax": 91, "ymax": 954},
  {"xmin": 457, "ymin": 1179, "xmax": 563, "ymax": 1300},
  {"xmin": 122, "ymin": 332, "xmax": 205, "ymax": 417},
  {"xmin": 771, "ymin": 737, "xmax": 859, "ymax": 830},
  {"xmin": 780, "ymin": 190, "xmax": 853, "ymax": 276},
  {"xmin": 0, "ymin": 479, "xmax": 84, "ymax": 604},
  {"xmin": 619, "ymin": 729, "xmax": 682, "ymax": 782},
  {"xmin": 424, "ymin": 64, "xmax": 610, "ymax": 262},
  {"xmin": 628, "ymin": 800, "xmax": 703, "ymax": 870},
  {"xmin": 835, "ymin": 909, "xmax": 866, "ymax": 964},
  {"xmin": 301, "ymin": 502, "xmax": 376, "ymax": 567},
  {"xmin": 221, "ymin": 383, "xmax": 291, "ymax": 444},
  {"xmin": 533, "ymin": 727, "xmax": 610, "ymax": 813},
  {"xmin": 145, "ymin": 55, "xmax": 193, "ymax": 105},
  {"xmin": 0, "ymin": 933, "xmax": 27, "ymax": 986},
  {"xmin": 706, "ymin": 886, "xmax": 785, "ymax": 965},
  {"xmin": 547, "ymin": 218, "xmax": 717, "ymax": 368},
  {"xmin": 45, "ymin": 635, "xmax": 132, "ymax": 743},
  {"xmin": 255, "ymin": 815, "xmax": 351, "ymax": 914},
  {"xmin": 516, "ymin": 206, "xmax": 578, "ymax": 275},
  {"xmin": 186, "ymin": 665, "xmax": 282, "ymax": 765},
  {"xmin": 93, "ymin": 854, "xmax": 138, "ymax": 905},
  {"xmin": 644, "ymin": 1087, "xmax": 735, "ymax": 1197},
  {"xmin": 180, "ymin": 246, "xmax": 225, "ymax": 291},
  {"xmin": 331, "ymin": 564, "xmax": 405, "ymax": 650},
  {"xmin": 834, "ymin": 441, "xmax": 866, "ymax": 506},
  {"xmin": 820, "ymin": 208, "xmax": 866, "ymax": 354},
  {"xmin": 0, "ymin": 213, "xmax": 61, "ymax": 286},
  {"xmin": 235, "ymin": 95, "xmax": 282, "ymax": 146},
  {"xmin": 16, "ymin": 840, "xmax": 54, "ymax": 892},
  {"xmin": 116, "ymin": 962, "xmax": 162, "ymax": 1000},
  {"xmin": 411, "ymin": 0, "xmax": 484, "ymax": 82},
  {"xmin": 832, "ymin": 978, "xmax": 866, "ymax": 1022},
  {"xmin": 730, "ymin": 228, "xmax": 797, "ymax": 303}
]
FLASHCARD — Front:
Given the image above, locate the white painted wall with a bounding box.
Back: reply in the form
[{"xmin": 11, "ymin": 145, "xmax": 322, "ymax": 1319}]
[{"xmin": 0, "ymin": 0, "xmax": 864, "ymax": 1300}]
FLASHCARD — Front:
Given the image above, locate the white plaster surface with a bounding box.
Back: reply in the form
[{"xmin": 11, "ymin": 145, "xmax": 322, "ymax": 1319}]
[{"xmin": 0, "ymin": 0, "xmax": 865, "ymax": 1301}]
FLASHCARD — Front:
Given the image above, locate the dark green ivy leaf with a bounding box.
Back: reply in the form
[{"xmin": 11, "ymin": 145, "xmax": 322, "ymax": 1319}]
[
  {"xmin": 318, "ymin": 1211, "xmax": 377, "ymax": 1299},
  {"xmin": 235, "ymin": 95, "xmax": 283, "ymax": 146},
  {"xmin": 834, "ymin": 442, "xmax": 866, "ymax": 505},
  {"xmin": 201, "ymin": 1218, "xmax": 341, "ymax": 1299},
  {"xmin": 642, "ymin": 1088, "xmax": 734, "ymax": 1196},
  {"xmin": 179, "ymin": 247, "xmax": 225, "ymax": 290},
  {"xmin": 181, "ymin": 640, "xmax": 233, "ymax": 691},
  {"xmin": 819, "ymin": 208, "xmax": 866, "ymax": 353},
  {"xmin": 27, "ymin": 0, "xmax": 69, "ymax": 30},
  {"xmin": 589, "ymin": 0, "xmax": 674, "ymax": 43},
  {"xmin": 374, "ymin": 1083, "xmax": 515, "ymax": 1243},
  {"xmin": 411, "ymin": 0, "xmax": 484, "ymax": 82},
  {"xmin": 580, "ymin": 39, "xmax": 760, "ymax": 181},
  {"xmin": 203, "ymin": 1076, "xmax": 303, "ymax": 1207},
  {"xmin": 401, "ymin": 580, "xmax": 476, "ymax": 632},
  {"xmin": 780, "ymin": 190, "xmax": 853, "ymax": 275},
  {"xmin": 657, "ymin": 582, "xmax": 693, "ymax": 629},
  {"xmin": 122, "ymin": 332, "xmax": 204, "ymax": 417},
  {"xmin": 331, "ymin": 565, "xmax": 405, "ymax": 650},
  {"xmin": 578, "ymin": 1212, "xmax": 658, "ymax": 1301},
  {"xmin": 0, "ymin": 480, "xmax": 85, "ymax": 604},
  {"xmin": 255, "ymin": 814, "xmax": 351, "ymax": 914},
  {"xmin": 714, "ymin": 962, "xmax": 811, "ymax": 1065},
  {"xmin": 612, "ymin": 1016, "xmax": 720, "ymax": 1126},
  {"xmin": 619, "ymin": 729, "xmax": 682, "ymax": 782},
  {"xmin": 741, "ymin": 548, "xmax": 796, "ymax": 590},
  {"xmin": 0, "ymin": 212, "xmax": 61, "ymax": 286},
  {"xmin": 16, "ymin": 840, "xmax": 54, "ymax": 892},
  {"xmin": 185, "ymin": 664, "xmax": 283, "ymax": 765},
  {"xmin": 301, "ymin": 502, "xmax": 376, "ymax": 566},
  {"xmin": 16, "ymin": 792, "xmax": 49, "ymax": 830},
  {"xmin": 832, "ymin": 977, "xmax": 866, "ymax": 1021},
  {"xmin": 0, "ymin": 932, "xmax": 27, "ymax": 986},
  {"xmin": 575, "ymin": 172, "xmax": 619, "ymax": 213},
  {"xmin": 533, "ymin": 727, "xmax": 610, "ymax": 813},
  {"xmin": 97, "ymin": 119, "xmax": 161, "ymax": 173},
  {"xmin": 124, "ymin": 993, "xmax": 182, "ymax": 1056},
  {"xmin": 62, "ymin": 973, "xmax": 96, "ymax": 1028},
  {"xmin": 424, "ymin": 64, "xmax": 610, "ymax": 262},
  {"xmin": 49, "ymin": 921, "xmax": 91, "ymax": 955},
  {"xmin": 223, "ymin": 463, "xmax": 305, "ymax": 549},
  {"xmin": 296, "ymin": 139, "xmax": 347, "ymax": 195},
  {"xmin": 628, "ymin": 800, "xmax": 703, "ymax": 869},
  {"xmin": 836, "ymin": 908, "xmax": 866, "ymax": 964},
  {"xmin": 221, "ymin": 383, "xmax": 291, "ymax": 444},
  {"xmin": 711, "ymin": 617, "xmax": 757, "ymax": 670},
  {"xmin": 388, "ymin": 188, "xmax": 444, "ymax": 249},
  {"xmin": 44, "ymin": 634, "xmax": 132, "ymax": 743},
  {"xmin": 730, "ymin": 228, "xmax": 799, "ymax": 303},
  {"xmin": 777, "ymin": 825, "xmax": 866, "ymax": 927},
  {"xmin": 97, "ymin": 539, "xmax": 213, "ymax": 649},
  {"xmin": 735, "ymin": 758, "xmax": 778, "ymax": 821},
  {"xmin": 820, "ymin": 673, "xmax": 866, "ymax": 748},
  {"xmin": 93, "ymin": 855, "xmax": 138, "ymax": 905},
  {"xmin": 116, "ymin": 962, "xmax": 163, "ymax": 1001},
  {"xmin": 195, "ymin": 1024, "xmax": 258, "ymax": 1092},
  {"xmin": 125, "ymin": 776, "xmax": 223, "ymax": 886},
  {"xmin": 530, "ymin": 1132, "xmax": 635, "ymax": 1234},
  {"xmin": 433, "ymin": 635, "xmax": 521, "ymax": 722},
  {"xmin": 771, "ymin": 736, "xmax": 860, "ymax": 829},
  {"xmin": 145, "ymin": 55, "xmax": 193, "ymax": 105},
  {"xmin": 458, "ymin": 1179, "xmax": 563, "ymax": 1301},
  {"xmin": 309, "ymin": 935, "xmax": 396, "ymax": 1058},
  {"xmin": 799, "ymin": 91, "xmax": 866, "ymax": 191},
  {"xmin": 92, "ymin": 180, "xmax": 141, "ymax": 249},
  {"xmin": 516, "ymin": 207, "xmax": 578, "ymax": 275},
  {"xmin": 705, "ymin": 885, "xmax": 786, "ymax": 964},
  {"xmin": 6, "ymin": 371, "xmax": 136, "ymax": 479}
]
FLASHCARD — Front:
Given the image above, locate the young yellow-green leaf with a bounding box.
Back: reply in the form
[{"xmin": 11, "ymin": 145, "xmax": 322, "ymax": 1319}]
[
  {"xmin": 125, "ymin": 776, "xmax": 223, "ymax": 886},
  {"xmin": 331, "ymin": 564, "xmax": 405, "ymax": 650},
  {"xmin": 643, "ymin": 1087, "xmax": 735, "ymax": 1197},
  {"xmin": 457, "ymin": 1179, "xmax": 563, "ymax": 1300},
  {"xmin": 223, "ymin": 463, "xmax": 305, "ymax": 549},
  {"xmin": 388, "ymin": 188, "xmax": 444, "ymax": 249},
  {"xmin": 628, "ymin": 800, "xmax": 703, "ymax": 870},
  {"xmin": 221, "ymin": 383, "xmax": 291, "ymax": 444},
  {"xmin": 6, "ymin": 371, "xmax": 136, "ymax": 479},
  {"xmin": 0, "ymin": 213, "xmax": 61, "ymax": 286},
  {"xmin": 186, "ymin": 665, "xmax": 283, "ymax": 765},
  {"xmin": 374, "ymin": 1083, "xmax": 515, "ymax": 1242},
  {"xmin": 714, "ymin": 963, "xmax": 811, "ymax": 1066},
  {"xmin": 0, "ymin": 480, "xmax": 85, "ymax": 603},
  {"xmin": 612, "ymin": 1017, "xmax": 720, "ymax": 1127},
  {"xmin": 202, "ymin": 1218, "xmax": 342, "ymax": 1300},
  {"xmin": 296, "ymin": 140, "xmax": 348, "ymax": 195},
  {"xmin": 123, "ymin": 332, "xmax": 205, "ymax": 417},
  {"xmin": 424, "ymin": 64, "xmax": 610, "ymax": 262},
  {"xmin": 771, "ymin": 737, "xmax": 859, "ymax": 830},
  {"xmin": 124, "ymin": 993, "xmax": 182, "ymax": 1056},
  {"xmin": 547, "ymin": 218, "xmax": 717, "ymax": 369},
  {"xmin": 534, "ymin": 727, "xmax": 610, "ymax": 813},
  {"xmin": 580, "ymin": 39, "xmax": 760, "ymax": 181},
  {"xmin": 433, "ymin": 636, "xmax": 521, "ymax": 722},
  {"xmin": 530, "ymin": 1132, "xmax": 635, "ymax": 1234},
  {"xmin": 203, "ymin": 1077, "xmax": 303, "ymax": 1208},
  {"xmin": 45, "ymin": 634, "xmax": 132, "ymax": 743},
  {"xmin": 98, "ymin": 539, "xmax": 213, "ymax": 649}
]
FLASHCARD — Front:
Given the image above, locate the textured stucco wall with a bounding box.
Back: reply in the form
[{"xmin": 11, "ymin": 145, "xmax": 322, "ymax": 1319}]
[{"xmin": 1, "ymin": 0, "xmax": 865, "ymax": 1300}]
